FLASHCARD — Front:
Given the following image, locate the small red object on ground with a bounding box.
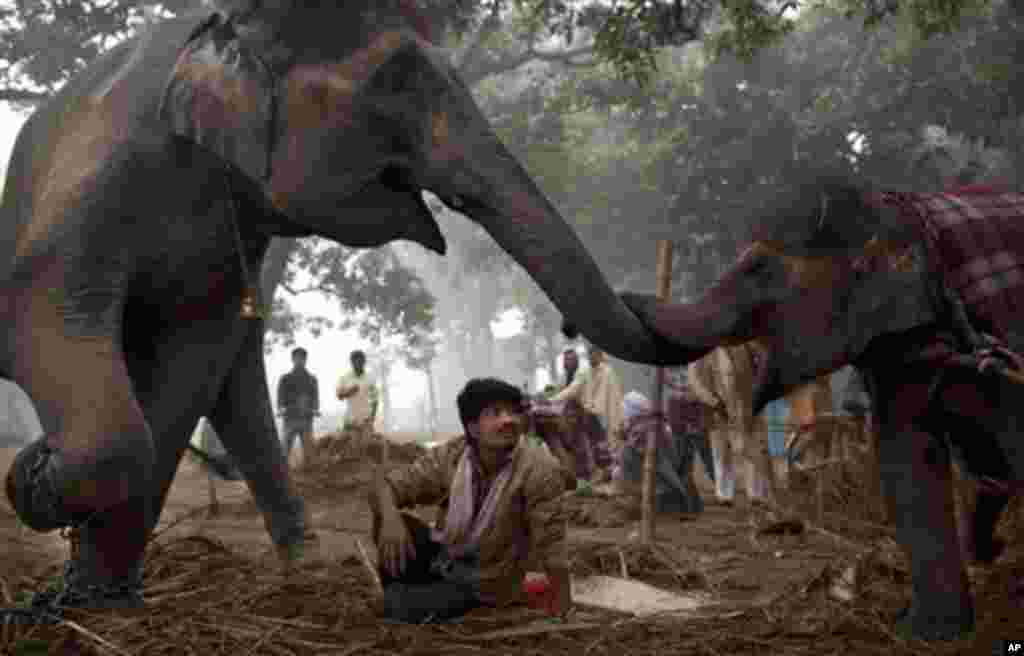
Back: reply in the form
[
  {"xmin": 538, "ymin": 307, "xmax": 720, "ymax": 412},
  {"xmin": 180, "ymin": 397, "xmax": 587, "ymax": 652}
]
[{"xmin": 524, "ymin": 574, "xmax": 554, "ymax": 611}]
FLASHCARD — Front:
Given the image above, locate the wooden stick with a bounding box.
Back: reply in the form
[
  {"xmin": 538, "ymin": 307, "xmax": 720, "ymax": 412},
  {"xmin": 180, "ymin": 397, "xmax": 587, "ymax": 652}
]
[
  {"xmin": 61, "ymin": 619, "xmax": 132, "ymax": 656},
  {"xmin": 641, "ymin": 240, "xmax": 673, "ymax": 545},
  {"xmin": 354, "ymin": 537, "xmax": 384, "ymax": 594}
]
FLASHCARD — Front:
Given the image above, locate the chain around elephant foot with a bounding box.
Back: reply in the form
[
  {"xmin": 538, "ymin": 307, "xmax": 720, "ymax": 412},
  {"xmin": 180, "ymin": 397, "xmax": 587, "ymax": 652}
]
[{"xmin": 0, "ymin": 527, "xmax": 144, "ymax": 626}]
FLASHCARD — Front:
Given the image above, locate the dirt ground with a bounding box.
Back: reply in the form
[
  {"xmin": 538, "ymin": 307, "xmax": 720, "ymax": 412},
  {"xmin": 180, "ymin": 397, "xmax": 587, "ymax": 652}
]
[{"xmin": 1, "ymin": 435, "xmax": 1022, "ymax": 655}]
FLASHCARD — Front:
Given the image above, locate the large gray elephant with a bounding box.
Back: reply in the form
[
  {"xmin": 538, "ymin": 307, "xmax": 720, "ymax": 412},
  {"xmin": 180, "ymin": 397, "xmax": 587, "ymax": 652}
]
[
  {"xmin": 599, "ymin": 176, "xmax": 1024, "ymax": 641},
  {"xmin": 0, "ymin": 0, "xmax": 681, "ymax": 619}
]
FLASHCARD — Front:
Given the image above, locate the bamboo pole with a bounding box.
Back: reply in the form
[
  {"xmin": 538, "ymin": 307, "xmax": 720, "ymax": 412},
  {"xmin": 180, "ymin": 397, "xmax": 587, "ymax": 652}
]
[{"xmin": 640, "ymin": 240, "xmax": 673, "ymax": 544}]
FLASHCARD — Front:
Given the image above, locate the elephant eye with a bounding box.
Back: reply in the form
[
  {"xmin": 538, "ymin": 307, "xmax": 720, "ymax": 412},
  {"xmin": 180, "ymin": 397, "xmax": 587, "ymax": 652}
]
[{"xmin": 747, "ymin": 259, "xmax": 769, "ymax": 276}]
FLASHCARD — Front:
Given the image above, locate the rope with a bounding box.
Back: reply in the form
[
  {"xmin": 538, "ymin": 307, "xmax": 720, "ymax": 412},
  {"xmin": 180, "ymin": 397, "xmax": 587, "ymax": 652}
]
[{"xmin": 220, "ymin": 167, "xmax": 262, "ymax": 319}]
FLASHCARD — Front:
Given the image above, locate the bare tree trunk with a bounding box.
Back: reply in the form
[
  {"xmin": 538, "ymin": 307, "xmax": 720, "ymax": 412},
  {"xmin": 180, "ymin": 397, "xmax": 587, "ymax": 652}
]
[
  {"xmin": 378, "ymin": 361, "xmax": 392, "ymax": 433},
  {"xmin": 426, "ymin": 364, "xmax": 439, "ymax": 438},
  {"xmin": 260, "ymin": 237, "xmax": 299, "ymax": 309}
]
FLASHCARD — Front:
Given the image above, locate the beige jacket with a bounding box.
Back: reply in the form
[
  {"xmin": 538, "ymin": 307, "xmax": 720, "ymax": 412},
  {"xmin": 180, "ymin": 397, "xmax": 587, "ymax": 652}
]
[
  {"xmin": 687, "ymin": 344, "xmax": 762, "ymax": 433},
  {"xmin": 553, "ymin": 361, "xmax": 624, "ymax": 434}
]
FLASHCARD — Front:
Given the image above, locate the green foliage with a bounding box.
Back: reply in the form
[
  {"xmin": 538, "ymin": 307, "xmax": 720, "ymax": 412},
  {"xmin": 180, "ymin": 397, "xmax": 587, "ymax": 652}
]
[{"xmin": 706, "ymin": 0, "xmax": 797, "ymax": 61}]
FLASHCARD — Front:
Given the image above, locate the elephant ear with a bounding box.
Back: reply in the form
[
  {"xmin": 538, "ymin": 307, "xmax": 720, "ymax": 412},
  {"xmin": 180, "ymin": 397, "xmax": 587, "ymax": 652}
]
[
  {"xmin": 160, "ymin": 8, "xmax": 282, "ymax": 182},
  {"xmin": 842, "ymin": 247, "xmax": 939, "ymax": 362}
]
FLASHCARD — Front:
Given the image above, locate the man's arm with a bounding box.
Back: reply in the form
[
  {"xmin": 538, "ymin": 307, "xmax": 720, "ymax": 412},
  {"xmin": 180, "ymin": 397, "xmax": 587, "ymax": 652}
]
[
  {"xmin": 366, "ymin": 444, "xmax": 452, "ymax": 576},
  {"xmin": 336, "ymin": 374, "xmax": 357, "ymax": 400},
  {"xmin": 552, "ymin": 371, "xmax": 584, "ymax": 402},
  {"xmin": 311, "ymin": 376, "xmax": 320, "ymax": 415},
  {"xmin": 368, "ymin": 380, "xmax": 379, "ymax": 424},
  {"xmin": 686, "ymin": 359, "xmax": 721, "ymax": 409},
  {"xmin": 524, "ymin": 466, "xmax": 571, "ymax": 616}
]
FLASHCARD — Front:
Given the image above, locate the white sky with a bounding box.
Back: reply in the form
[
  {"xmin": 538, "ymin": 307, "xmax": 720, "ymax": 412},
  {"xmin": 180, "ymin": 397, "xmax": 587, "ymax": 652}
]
[{"xmin": 0, "ymin": 101, "xmax": 524, "ymax": 429}]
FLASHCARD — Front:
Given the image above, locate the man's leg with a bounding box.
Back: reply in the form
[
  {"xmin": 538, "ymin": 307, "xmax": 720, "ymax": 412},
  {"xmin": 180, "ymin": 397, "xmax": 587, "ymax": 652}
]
[
  {"xmin": 298, "ymin": 422, "xmax": 315, "ymax": 470},
  {"xmin": 372, "ymin": 513, "xmax": 481, "ymax": 623},
  {"xmin": 696, "ymin": 432, "xmax": 716, "ymax": 483},
  {"xmin": 586, "ymin": 413, "xmax": 614, "ymax": 482},
  {"xmin": 710, "ymin": 426, "xmax": 736, "ymax": 502},
  {"xmin": 742, "ymin": 423, "xmax": 775, "ymax": 503}
]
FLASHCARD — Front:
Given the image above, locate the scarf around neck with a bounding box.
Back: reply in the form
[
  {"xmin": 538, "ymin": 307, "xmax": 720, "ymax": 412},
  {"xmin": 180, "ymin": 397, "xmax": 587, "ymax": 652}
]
[{"xmin": 437, "ymin": 436, "xmax": 523, "ymax": 558}]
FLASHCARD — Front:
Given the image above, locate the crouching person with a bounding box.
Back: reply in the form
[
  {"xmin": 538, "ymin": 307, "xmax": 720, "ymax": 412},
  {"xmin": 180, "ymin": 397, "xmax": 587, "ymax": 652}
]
[{"xmin": 367, "ymin": 378, "xmax": 572, "ymax": 623}]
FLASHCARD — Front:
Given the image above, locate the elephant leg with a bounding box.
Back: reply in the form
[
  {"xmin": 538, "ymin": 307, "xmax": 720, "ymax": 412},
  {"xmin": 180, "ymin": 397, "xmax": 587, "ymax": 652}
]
[
  {"xmin": 958, "ymin": 489, "xmax": 1009, "ymax": 564},
  {"xmin": 207, "ymin": 322, "xmax": 309, "ymax": 550},
  {"xmin": 876, "ymin": 381, "xmax": 973, "ymax": 641},
  {"xmin": 4, "ymin": 341, "xmax": 154, "ymax": 613}
]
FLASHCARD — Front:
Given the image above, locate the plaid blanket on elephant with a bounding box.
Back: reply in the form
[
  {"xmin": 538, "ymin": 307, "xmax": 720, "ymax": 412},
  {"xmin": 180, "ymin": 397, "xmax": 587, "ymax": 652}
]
[{"xmin": 879, "ymin": 186, "xmax": 1024, "ymax": 344}]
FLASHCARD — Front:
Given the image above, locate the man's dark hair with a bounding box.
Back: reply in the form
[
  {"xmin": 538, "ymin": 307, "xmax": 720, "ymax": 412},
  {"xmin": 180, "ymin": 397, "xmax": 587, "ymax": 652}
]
[
  {"xmin": 292, "ymin": 347, "xmax": 307, "ymax": 359},
  {"xmin": 457, "ymin": 378, "xmax": 524, "ymax": 431},
  {"xmin": 350, "ymin": 350, "xmax": 366, "ymax": 361},
  {"xmin": 563, "ymin": 348, "xmax": 577, "ymax": 356}
]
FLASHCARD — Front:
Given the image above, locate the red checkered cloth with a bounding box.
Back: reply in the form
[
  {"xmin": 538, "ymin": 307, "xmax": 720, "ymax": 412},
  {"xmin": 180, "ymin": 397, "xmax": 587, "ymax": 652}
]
[{"xmin": 874, "ymin": 186, "xmax": 1024, "ymax": 344}]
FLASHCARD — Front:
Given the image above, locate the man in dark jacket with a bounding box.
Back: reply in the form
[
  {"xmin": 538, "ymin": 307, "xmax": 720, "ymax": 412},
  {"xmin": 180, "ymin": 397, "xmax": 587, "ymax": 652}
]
[{"xmin": 277, "ymin": 347, "xmax": 320, "ymax": 468}]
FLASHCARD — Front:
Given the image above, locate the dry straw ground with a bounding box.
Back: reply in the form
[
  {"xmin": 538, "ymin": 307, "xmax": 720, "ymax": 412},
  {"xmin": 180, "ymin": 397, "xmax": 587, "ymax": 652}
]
[{"xmin": 1, "ymin": 429, "xmax": 1021, "ymax": 656}]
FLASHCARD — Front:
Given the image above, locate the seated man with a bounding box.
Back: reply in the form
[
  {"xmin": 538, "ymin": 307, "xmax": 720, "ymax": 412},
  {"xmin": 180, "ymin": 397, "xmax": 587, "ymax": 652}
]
[{"xmin": 367, "ymin": 378, "xmax": 572, "ymax": 623}]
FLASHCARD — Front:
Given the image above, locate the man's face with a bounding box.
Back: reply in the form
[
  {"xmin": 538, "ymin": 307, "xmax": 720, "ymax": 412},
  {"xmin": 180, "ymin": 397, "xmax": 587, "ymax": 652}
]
[
  {"xmin": 563, "ymin": 351, "xmax": 578, "ymax": 372},
  {"xmin": 587, "ymin": 348, "xmax": 604, "ymax": 369},
  {"xmin": 292, "ymin": 354, "xmax": 307, "ymax": 369},
  {"xmin": 352, "ymin": 356, "xmax": 366, "ymax": 374},
  {"xmin": 470, "ymin": 401, "xmax": 525, "ymax": 452}
]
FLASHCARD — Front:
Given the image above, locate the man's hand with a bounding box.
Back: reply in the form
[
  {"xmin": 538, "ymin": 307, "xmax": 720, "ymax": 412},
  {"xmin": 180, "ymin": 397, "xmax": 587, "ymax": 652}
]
[
  {"xmin": 337, "ymin": 385, "xmax": 358, "ymax": 400},
  {"xmin": 377, "ymin": 514, "xmax": 416, "ymax": 578}
]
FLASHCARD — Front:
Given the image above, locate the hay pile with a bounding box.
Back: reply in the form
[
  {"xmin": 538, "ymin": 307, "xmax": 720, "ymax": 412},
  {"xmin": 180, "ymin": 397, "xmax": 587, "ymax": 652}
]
[
  {"xmin": 313, "ymin": 431, "xmax": 429, "ymax": 468},
  {"xmin": 291, "ymin": 430, "xmax": 429, "ymax": 500}
]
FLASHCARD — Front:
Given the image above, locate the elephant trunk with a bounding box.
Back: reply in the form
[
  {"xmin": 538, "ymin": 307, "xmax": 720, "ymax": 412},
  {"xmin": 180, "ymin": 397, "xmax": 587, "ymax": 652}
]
[{"xmin": 461, "ymin": 152, "xmax": 681, "ymax": 365}]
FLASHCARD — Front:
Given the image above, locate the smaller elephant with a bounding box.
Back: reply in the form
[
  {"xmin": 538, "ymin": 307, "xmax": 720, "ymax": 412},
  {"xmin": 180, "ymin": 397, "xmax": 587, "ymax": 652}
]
[{"xmin": 594, "ymin": 175, "xmax": 1024, "ymax": 640}]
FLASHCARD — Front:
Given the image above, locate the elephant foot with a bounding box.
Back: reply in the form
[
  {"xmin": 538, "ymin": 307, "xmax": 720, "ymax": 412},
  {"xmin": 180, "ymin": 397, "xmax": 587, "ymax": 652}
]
[
  {"xmin": 0, "ymin": 557, "xmax": 144, "ymax": 626},
  {"xmin": 894, "ymin": 598, "xmax": 975, "ymax": 642}
]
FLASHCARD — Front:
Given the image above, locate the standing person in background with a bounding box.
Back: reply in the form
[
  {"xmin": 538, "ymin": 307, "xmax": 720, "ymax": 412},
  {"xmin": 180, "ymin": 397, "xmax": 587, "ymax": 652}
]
[
  {"xmin": 687, "ymin": 343, "xmax": 777, "ymax": 507},
  {"xmin": 620, "ymin": 391, "xmax": 703, "ymax": 514},
  {"xmin": 277, "ymin": 347, "xmax": 320, "ymax": 469},
  {"xmin": 337, "ymin": 350, "xmax": 379, "ymax": 434},
  {"xmin": 553, "ymin": 345, "xmax": 624, "ymax": 483},
  {"xmin": 666, "ymin": 370, "xmax": 716, "ymax": 487},
  {"xmin": 561, "ymin": 348, "xmax": 579, "ymax": 389}
]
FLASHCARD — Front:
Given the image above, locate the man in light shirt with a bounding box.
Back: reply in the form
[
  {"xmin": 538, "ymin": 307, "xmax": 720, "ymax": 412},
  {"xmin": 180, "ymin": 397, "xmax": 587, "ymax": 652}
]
[
  {"xmin": 553, "ymin": 344, "xmax": 623, "ymax": 481},
  {"xmin": 337, "ymin": 350, "xmax": 379, "ymax": 432}
]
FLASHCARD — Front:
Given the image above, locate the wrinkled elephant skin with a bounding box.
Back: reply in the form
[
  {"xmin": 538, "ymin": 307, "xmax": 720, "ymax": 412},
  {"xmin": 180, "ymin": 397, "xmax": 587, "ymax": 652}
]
[
  {"xmin": 618, "ymin": 176, "xmax": 1024, "ymax": 641},
  {"xmin": 0, "ymin": 0, "xmax": 683, "ymax": 612}
]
